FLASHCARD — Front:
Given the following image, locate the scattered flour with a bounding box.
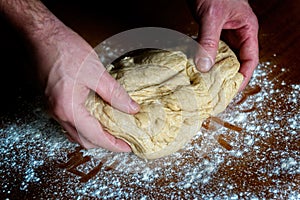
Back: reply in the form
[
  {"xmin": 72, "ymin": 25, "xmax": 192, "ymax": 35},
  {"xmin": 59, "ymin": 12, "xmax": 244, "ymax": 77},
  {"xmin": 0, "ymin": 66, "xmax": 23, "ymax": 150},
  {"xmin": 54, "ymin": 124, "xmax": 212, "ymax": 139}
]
[{"xmin": 0, "ymin": 60, "xmax": 299, "ymax": 199}]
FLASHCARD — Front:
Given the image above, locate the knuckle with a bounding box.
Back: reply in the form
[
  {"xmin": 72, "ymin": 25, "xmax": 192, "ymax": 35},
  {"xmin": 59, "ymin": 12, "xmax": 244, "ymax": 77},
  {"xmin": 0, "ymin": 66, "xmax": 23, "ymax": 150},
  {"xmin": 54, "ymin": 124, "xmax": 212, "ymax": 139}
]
[
  {"xmin": 51, "ymin": 99, "xmax": 70, "ymax": 122},
  {"xmin": 200, "ymin": 38, "xmax": 219, "ymax": 49},
  {"xmin": 111, "ymin": 82, "xmax": 125, "ymax": 100},
  {"xmin": 197, "ymin": 0, "xmax": 224, "ymax": 21},
  {"xmin": 203, "ymin": 4, "xmax": 222, "ymax": 20},
  {"xmin": 241, "ymin": 6, "xmax": 259, "ymax": 30}
]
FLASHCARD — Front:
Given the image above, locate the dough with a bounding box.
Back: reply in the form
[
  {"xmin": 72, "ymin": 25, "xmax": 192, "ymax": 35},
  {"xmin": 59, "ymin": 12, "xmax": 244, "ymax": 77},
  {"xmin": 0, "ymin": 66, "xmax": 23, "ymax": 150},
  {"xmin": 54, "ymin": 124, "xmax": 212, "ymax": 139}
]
[{"xmin": 85, "ymin": 41, "xmax": 243, "ymax": 159}]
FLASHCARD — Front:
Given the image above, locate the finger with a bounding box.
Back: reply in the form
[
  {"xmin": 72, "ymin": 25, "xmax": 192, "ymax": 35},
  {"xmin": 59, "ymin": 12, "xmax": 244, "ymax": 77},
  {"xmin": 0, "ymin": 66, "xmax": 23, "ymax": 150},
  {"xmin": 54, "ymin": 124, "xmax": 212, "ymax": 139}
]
[
  {"xmin": 75, "ymin": 50, "xmax": 140, "ymax": 115},
  {"xmin": 63, "ymin": 121, "xmax": 100, "ymax": 149},
  {"xmin": 60, "ymin": 121, "xmax": 82, "ymax": 144},
  {"xmin": 238, "ymin": 40, "xmax": 259, "ymax": 91},
  {"xmin": 221, "ymin": 8, "xmax": 259, "ymax": 91},
  {"xmin": 221, "ymin": 29, "xmax": 258, "ymax": 91},
  {"xmin": 73, "ymin": 104, "xmax": 132, "ymax": 152},
  {"xmin": 95, "ymin": 70, "xmax": 140, "ymax": 114},
  {"xmin": 195, "ymin": 11, "xmax": 224, "ymax": 72},
  {"xmin": 61, "ymin": 118, "xmax": 102, "ymax": 149},
  {"xmin": 237, "ymin": 24, "xmax": 259, "ymax": 91}
]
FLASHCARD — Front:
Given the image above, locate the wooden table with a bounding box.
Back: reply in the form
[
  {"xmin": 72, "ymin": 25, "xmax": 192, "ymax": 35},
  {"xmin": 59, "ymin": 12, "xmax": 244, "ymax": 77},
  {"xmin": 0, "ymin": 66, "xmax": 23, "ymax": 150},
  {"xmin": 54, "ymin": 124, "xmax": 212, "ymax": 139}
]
[{"xmin": 0, "ymin": 0, "xmax": 299, "ymax": 199}]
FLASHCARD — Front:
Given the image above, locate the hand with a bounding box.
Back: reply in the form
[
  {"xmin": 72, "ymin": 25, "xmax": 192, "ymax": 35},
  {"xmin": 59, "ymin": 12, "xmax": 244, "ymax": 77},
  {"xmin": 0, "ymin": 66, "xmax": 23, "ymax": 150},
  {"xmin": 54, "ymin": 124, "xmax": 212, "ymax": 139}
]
[
  {"xmin": 1, "ymin": 0, "xmax": 140, "ymax": 152},
  {"xmin": 189, "ymin": 0, "xmax": 259, "ymax": 90},
  {"xmin": 35, "ymin": 24, "xmax": 140, "ymax": 152}
]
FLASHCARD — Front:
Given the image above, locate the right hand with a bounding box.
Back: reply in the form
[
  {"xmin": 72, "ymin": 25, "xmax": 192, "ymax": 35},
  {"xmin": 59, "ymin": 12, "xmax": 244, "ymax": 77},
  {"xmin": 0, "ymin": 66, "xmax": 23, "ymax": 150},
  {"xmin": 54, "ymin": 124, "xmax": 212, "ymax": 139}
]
[{"xmin": 34, "ymin": 23, "xmax": 140, "ymax": 152}]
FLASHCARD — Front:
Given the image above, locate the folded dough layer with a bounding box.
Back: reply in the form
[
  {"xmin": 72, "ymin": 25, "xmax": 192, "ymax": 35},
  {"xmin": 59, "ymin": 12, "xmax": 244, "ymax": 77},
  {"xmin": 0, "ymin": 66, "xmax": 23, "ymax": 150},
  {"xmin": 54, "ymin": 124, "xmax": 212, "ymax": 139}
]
[{"xmin": 85, "ymin": 41, "xmax": 243, "ymax": 159}]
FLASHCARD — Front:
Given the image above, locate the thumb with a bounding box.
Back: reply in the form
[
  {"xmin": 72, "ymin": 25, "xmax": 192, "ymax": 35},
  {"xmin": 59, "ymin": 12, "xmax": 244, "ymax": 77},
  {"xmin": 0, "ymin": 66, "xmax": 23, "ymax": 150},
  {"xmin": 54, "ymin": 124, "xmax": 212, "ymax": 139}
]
[
  {"xmin": 75, "ymin": 50, "xmax": 140, "ymax": 114},
  {"xmin": 195, "ymin": 16, "xmax": 223, "ymax": 72},
  {"xmin": 96, "ymin": 70, "xmax": 140, "ymax": 114}
]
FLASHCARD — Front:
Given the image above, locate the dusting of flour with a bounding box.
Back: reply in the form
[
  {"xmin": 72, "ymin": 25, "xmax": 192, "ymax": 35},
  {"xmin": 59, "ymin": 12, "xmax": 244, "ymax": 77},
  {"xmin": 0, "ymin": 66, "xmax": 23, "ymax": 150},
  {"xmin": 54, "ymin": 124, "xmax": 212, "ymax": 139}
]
[{"xmin": 0, "ymin": 59, "xmax": 299, "ymax": 199}]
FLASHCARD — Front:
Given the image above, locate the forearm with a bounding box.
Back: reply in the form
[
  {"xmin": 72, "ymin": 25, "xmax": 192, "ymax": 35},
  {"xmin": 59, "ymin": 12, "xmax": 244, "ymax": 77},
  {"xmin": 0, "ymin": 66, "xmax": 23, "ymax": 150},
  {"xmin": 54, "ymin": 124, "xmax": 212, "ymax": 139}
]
[
  {"xmin": 0, "ymin": 0, "xmax": 64, "ymax": 45},
  {"xmin": 0, "ymin": 0, "xmax": 73, "ymax": 86}
]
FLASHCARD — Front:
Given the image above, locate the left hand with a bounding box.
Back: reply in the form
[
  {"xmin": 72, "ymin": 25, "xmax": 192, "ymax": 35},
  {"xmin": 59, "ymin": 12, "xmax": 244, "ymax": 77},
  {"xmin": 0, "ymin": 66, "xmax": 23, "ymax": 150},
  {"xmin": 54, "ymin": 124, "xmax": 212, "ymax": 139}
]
[{"xmin": 188, "ymin": 0, "xmax": 259, "ymax": 91}]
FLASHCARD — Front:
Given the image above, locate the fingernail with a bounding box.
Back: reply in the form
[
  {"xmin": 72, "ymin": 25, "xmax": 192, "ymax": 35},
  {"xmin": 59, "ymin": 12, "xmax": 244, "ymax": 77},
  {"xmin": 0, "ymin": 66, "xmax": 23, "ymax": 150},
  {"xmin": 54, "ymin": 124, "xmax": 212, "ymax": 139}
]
[
  {"xmin": 122, "ymin": 143, "xmax": 132, "ymax": 152},
  {"xmin": 129, "ymin": 99, "xmax": 140, "ymax": 112},
  {"xmin": 196, "ymin": 57, "xmax": 213, "ymax": 72}
]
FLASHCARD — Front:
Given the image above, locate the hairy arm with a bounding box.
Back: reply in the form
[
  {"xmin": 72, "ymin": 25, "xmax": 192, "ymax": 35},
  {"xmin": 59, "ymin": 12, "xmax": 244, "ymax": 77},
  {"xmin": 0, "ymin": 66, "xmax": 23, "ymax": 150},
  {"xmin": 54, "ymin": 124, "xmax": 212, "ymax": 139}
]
[
  {"xmin": 1, "ymin": 0, "xmax": 69, "ymax": 86},
  {"xmin": 1, "ymin": 0, "xmax": 60, "ymax": 41},
  {"xmin": 0, "ymin": 0, "xmax": 139, "ymax": 151}
]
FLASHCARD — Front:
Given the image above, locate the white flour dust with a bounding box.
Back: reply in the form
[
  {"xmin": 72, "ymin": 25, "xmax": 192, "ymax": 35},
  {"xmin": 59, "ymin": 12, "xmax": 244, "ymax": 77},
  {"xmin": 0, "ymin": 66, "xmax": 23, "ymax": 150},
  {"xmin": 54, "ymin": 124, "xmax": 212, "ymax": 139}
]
[{"xmin": 0, "ymin": 60, "xmax": 299, "ymax": 199}]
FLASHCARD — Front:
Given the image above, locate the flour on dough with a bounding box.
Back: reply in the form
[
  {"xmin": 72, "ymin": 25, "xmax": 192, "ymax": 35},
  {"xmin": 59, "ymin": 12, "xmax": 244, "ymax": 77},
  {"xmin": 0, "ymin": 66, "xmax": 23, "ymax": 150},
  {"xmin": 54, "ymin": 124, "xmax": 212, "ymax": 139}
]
[{"xmin": 85, "ymin": 41, "xmax": 243, "ymax": 159}]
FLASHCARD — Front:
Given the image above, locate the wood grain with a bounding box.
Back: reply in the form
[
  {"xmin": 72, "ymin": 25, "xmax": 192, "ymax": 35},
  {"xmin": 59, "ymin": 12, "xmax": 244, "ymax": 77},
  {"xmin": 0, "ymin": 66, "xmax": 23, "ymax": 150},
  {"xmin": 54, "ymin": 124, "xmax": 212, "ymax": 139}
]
[{"xmin": 0, "ymin": 0, "xmax": 299, "ymax": 198}]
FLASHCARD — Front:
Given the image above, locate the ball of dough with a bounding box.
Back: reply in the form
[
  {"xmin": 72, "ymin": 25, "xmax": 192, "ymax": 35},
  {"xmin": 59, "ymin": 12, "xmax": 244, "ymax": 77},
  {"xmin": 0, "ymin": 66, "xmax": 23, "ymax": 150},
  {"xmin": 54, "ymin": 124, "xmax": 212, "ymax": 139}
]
[{"xmin": 85, "ymin": 41, "xmax": 243, "ymax": 159}]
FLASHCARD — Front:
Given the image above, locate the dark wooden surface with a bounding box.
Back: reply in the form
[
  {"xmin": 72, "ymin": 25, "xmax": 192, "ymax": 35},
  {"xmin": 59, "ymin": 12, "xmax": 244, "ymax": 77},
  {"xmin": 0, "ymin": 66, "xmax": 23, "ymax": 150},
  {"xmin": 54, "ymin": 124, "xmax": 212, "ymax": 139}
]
[
  {"xmin": 0, "ymin": 0, "xmax": 299, "ymax": 198},
  {"xmin": 0, "ymin": 0, "xmax": 299, "ymax": 108},
  {"xmin": 251, "ymin": 0, "xmax": 300, "ymax": 85},
  {"xmin": 0, "ymin": 0, "xmax": 299, "ymax": 102}
]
